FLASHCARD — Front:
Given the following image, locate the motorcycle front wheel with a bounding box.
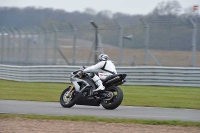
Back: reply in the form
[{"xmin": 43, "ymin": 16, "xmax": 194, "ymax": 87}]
[
  {"xmin": 60, "ymin": 86, "xmax": 76, "ymax": 108},
  {"xmin": 101, "ymin": 86, "xmax": 123, "ymax": 110}
]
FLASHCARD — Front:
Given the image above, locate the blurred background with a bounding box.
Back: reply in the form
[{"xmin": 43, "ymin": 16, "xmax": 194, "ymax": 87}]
[{"xmin": 0, "ymin": 0, "xmax": 199, "ymax": 67}]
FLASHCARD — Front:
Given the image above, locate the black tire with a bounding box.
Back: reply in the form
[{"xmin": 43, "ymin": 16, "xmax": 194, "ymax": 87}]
[
  {"xmin": 101, "ymin": 86, "xmax": 123, "ymax": 110},
  {"xmin": 60, "ymin": 87, "xmax": 76, "ymax": 108}
]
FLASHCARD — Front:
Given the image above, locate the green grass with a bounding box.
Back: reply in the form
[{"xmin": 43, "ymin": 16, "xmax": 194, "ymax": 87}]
[
  {"xmin": 0, "ymin": 80, "xmax": 66, "ymax": 102},
  {"xmin": 1, "ymin": 114, "xmax": 200, "ymax": 127},
  {"xmin": 0, "ymin": 80, "xmax": 200, "ymax": 109},
  {"xmin": 121, "ymin": 85, "xmax": 200, "ymax": 109}
]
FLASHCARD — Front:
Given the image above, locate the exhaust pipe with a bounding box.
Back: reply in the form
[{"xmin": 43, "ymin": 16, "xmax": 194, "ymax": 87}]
[
  {"xmin": 113, "ymin": 79, "xmax": 126, "ymax": 86},
  {"xmin": 105, "ymin": 76, "xmax": 120, "ymax": 84}
]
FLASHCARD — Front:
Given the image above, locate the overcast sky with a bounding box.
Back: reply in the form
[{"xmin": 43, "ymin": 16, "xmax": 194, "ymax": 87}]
[{"xmin": 0, "ymin": 0, "xmax": 199, "ymax": 15}]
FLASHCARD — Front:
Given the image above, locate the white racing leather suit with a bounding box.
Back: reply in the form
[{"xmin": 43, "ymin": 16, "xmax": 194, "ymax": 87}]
[{"xmin": 83, "ymin": 60, "xmax": 117, "ymax": 91}]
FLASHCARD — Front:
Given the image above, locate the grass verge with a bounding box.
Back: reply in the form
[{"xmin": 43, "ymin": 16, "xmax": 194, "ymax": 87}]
[
  {"xmin": 0, "ymin": 80, "xmax": 200, "ymax": 109},
  {"xmin": 0, "ymin": 114, "xmax": 200, "ymax": 127}
]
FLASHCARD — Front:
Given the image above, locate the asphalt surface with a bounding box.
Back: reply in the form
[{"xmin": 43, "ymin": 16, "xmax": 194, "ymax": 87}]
[{"xmin": 0, "ymin": 100, "xmax": 200, "ymax": 122}]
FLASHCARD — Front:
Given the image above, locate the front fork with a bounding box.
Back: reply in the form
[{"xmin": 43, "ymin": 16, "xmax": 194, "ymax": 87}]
[{"xmin": 66, "ymin": 86, "xmax": 75, "ymax": 97}]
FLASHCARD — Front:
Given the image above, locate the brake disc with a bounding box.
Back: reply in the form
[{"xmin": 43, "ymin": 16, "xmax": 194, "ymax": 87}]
[{"xmin": 104, "ymin": 91, "xmax": 114, "ymax": 100}]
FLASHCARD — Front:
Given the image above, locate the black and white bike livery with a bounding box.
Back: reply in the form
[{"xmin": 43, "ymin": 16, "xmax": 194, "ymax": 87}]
[{"xmin": 60, "ymin": 67, "xmax": 127, "ymax": 110}]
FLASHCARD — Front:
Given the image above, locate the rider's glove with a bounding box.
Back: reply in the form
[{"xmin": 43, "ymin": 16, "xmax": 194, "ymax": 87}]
[{"xmin": 77, "ymin": 70, "xmax": 83, "ymax": 77}]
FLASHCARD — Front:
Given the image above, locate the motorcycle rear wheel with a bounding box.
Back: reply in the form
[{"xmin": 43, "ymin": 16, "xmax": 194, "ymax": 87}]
[
  {"xmin": 101, "ymin": 86, "xmax": 123, "ymax": 110},
  {"xmin": 60, "ymin": 86, "xmax": 76, "ymax": 108}
]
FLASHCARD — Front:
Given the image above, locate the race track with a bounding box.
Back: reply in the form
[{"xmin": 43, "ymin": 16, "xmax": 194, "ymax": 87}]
[{"xmin": 0, "ymin": 100, "xmax": 200, "ymax": 122}]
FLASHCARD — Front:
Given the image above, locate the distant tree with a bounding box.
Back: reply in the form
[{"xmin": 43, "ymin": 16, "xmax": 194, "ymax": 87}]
[
  {"xmin": 151, "ymin": 0, "xmax": 182, "ymax": 16},
  {"xmin": 84, "ymin": 8, "xmax": 96, "ymax": 16},
  {"xmin": 97, "ymin": 10, "xmax": 113, "ymax": 19},
  {"xmin": 113, "ymin": 12, "xmax": 141, "ymax": 23}
]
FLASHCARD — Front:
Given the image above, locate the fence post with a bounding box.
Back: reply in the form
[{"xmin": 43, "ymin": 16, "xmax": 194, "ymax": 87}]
[
  {"xmin": 68, "ymin": 23, "xmax": 77, "ymax": 65},
  {"xmin": 14, "ymin": 28, "xmax": 22, "ymax": 64},
  {"xmin": 29, "ymin": 29, "xmax": 34, "ymax": 65},
  {"xmin": 115, "ymin": 21, "xmax": 123, "ymax": 66},
  {"xmin": 188, "ymin": 18, "xmax": 197, "ymax": 67},
  {"xmin": 42, "ymin": 27, "xmax": 48, "ymax": 65},
  {"xmin": 21, "ymin": 28, "xmax": 29, "ymax": 65},
  {"xmin": 9, "ymin": 28, "xmax": 16, "ymax": 64},
  {"xmin": 140, "ymin": 19, "xmax": 149, "ymax": 66},
  {"xmin": 35, "ymin": 27, "xmax": 42, "ymax": 65},
  {"xmin": 53, "ymin": 26, "xmax": 58, "ymax": 65},
  {"xmin": 0, "ymin": 29, "xmax": 4, "ymax": 63},
  {"xmin": 4, "ymin": 28, "xmax": 12, "ymax": 63},
  {"xmin": 90, "ymin": 20, "xmax": 99, "ymax": 64}
]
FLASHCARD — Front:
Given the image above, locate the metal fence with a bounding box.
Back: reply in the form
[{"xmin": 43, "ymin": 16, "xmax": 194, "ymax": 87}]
[
  {"xmin": 1, "ymin": 64, "xmax": 200, "ymax": 87},
  {"xmin": 0, "ymin": 18, "xmax": 199, "ymax": 67}
]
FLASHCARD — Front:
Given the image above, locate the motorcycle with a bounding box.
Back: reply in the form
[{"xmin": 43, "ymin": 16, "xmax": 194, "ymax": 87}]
[{"xmin": 60, "ymin": 67, "xmax": 127, "ymax": 110}]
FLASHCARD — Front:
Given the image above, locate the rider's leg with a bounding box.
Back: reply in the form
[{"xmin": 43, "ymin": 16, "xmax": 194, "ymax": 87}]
[{"xmin": 90, "ymin": 73, "xmax": 105, "ymax": 91}]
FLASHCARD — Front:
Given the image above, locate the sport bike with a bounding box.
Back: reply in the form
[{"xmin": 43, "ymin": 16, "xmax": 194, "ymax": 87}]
[{"xmin": 60, "ymin": 67, "xmax": 127, "ymax": 110}]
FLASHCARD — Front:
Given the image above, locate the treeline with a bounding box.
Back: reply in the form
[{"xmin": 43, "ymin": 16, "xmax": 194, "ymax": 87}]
[
  {"xmin": 0, "ymin": 7, "xmax": 145, "ymax": 28},
  {"xmin": 0, "ymin": 0, "xmax": 199, "ymax": 51},
  {"xmin": 1, "ymin": 0, "xmax": 198, "ymax": 28}
]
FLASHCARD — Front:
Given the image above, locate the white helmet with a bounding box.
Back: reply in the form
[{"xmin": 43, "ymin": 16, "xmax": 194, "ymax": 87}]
[{"xmin": 98, "ymin": 54, "xmax": 109, "ymax": 62}]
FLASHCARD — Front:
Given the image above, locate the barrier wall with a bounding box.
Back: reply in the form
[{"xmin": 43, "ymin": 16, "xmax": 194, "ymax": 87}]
[{"xmin": 0, "ymin": 64, "xmax": 200, "ymax": 87}]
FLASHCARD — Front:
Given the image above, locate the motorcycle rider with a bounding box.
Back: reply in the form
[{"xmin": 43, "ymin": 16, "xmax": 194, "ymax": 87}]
[{"xmin": 78, "ymin": 54, "xmax": 117, "ymax": 92}]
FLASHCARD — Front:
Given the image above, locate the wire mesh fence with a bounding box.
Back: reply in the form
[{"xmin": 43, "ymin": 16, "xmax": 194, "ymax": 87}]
[{"xmin": 0, "ymin": 18, "xmax": 199, "ymax": 67}]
